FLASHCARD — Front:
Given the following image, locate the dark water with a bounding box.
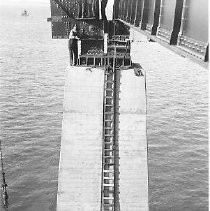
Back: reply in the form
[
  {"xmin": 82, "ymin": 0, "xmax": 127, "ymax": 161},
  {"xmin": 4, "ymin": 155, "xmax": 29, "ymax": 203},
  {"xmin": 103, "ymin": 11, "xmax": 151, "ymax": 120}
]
[{"xmin": 0, "ymin": 3, "xmax": 208, "ymax": 211}]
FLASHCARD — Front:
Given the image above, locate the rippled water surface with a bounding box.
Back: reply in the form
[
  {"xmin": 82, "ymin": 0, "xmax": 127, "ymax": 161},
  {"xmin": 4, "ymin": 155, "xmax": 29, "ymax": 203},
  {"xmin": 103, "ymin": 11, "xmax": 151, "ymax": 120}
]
[
  {"xmin": 131, "ymin": 40, "xmax": 208, "ymax": 211},
  {"xmin": 0, "ymin": 3, "xmax": 208, "ymax": 211},
  {"xmin": 0, "ymin": 4, "xmax": 68, "ymax": 210}
]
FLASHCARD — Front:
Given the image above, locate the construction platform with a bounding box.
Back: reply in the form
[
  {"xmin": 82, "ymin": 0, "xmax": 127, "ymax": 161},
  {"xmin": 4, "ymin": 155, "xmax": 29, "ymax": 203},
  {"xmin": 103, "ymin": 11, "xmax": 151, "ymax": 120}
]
[{"xmin": 57, "ymin": 65, "xmax": 148, "ymax": 211}]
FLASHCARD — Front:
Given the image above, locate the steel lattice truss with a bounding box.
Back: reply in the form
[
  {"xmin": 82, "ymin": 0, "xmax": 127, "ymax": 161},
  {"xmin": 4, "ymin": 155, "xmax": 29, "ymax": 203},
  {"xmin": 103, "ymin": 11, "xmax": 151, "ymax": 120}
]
[{"xmin": 49, "ymin": 0, "xmax": 101, "ymax": 38}]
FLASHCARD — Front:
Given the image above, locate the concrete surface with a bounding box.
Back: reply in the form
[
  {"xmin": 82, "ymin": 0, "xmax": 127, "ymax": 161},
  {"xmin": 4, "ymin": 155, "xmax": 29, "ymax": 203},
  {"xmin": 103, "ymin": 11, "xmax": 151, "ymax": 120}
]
[
  {"xmin": 57, "ymin": 66, "xmax": 104, "ymax": 211},
  {"xmin": 119, "ymin": 68, "xmax": 148, "ymax": 211}
]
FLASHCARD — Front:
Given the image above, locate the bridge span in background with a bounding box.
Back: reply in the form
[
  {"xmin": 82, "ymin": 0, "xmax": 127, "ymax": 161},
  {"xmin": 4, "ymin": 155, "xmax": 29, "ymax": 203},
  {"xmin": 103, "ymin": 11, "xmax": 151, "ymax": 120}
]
[{"xmin": 114, "ymin": 0, "xmax": 208, "ymax": 62}]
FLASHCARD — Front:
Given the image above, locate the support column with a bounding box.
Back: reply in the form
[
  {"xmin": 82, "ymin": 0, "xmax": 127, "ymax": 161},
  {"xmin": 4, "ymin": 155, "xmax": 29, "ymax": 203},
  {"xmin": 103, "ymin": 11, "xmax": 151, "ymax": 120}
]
[
  {"xmin": 134, "ymin": 0, "xmax": 142, "ymax": 27},
  {"xmin": 157, "ymin": 0, "xmax": 164, "ymax": 32},
  {"xmin": 177, "ymin": 0, "xmax": 188, "ymax": 45},
  {"xmin": 126, "ymin": 0, "xmax": 134, "ymax": 23},
  {"xmin": 141, "ymin": 0, "xmax": 149, "ymax": 30}
]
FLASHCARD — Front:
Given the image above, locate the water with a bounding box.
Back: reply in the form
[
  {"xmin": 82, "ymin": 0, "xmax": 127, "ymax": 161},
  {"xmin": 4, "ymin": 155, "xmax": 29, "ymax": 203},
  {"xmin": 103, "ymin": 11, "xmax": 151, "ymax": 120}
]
[
  {"xmin": 130, "ymin": 41, "xmax": 208, "ymax": 211},
  {"xmin": 0, "ymin": 3, "xmax": 68, "ymax": 210},
  {"xmin": 147, "ymin": 58, "xmax": 208, "ymax": 211},
  {"xmin": 0, "ymin": 3, "xmax": 208, "ymax": 211}
]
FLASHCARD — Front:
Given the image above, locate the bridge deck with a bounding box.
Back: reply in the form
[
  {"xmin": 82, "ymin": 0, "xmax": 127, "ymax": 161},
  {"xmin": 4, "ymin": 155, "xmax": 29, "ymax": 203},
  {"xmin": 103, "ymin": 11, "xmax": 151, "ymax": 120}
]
[{"xmin": 57, "ymin": 66, "xmax": 104, "ymax": 211}]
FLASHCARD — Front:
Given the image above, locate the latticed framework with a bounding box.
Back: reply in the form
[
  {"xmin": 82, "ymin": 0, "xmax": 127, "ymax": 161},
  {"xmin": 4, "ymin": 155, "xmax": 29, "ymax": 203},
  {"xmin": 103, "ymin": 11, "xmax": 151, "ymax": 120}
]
[
  {"xmin": 51, "ymin": 0, "xmax": 100, "ymax": 19},
  {"xmin": 50, "ymin": 0, "xmax": 102, "ymax": 38}
]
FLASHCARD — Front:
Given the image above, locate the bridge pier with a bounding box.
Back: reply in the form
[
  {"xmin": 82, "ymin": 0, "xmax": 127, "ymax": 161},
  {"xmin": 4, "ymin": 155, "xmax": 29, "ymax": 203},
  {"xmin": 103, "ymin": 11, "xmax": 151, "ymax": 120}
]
[
  {"xmin": 57, "ymin": 61, "xmax": 148, "ymax": 210},
  {"xmin": 57, "ymin": 67, "xmax": 104, "ymax": 211}
]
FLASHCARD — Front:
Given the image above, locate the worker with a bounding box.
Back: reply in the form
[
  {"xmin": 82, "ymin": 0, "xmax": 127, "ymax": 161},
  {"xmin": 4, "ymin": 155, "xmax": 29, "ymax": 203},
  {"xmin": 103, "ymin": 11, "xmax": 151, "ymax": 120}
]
[{"xmin": 68, "ymin": 25, "xmax": 79, "ymax": 66}]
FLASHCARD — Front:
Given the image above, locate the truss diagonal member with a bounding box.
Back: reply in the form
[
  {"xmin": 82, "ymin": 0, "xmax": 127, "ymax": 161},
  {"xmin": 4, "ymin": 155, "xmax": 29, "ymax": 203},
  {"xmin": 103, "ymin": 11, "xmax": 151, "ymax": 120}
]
[{"xmin": 52, "ymin": 0, "xmax": 75, "ymax": 19}]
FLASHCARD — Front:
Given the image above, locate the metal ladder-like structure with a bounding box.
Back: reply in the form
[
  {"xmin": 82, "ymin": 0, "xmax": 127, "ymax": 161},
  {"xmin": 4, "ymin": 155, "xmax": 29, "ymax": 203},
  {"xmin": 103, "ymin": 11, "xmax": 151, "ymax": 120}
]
[{"xmin": 101, "ymin": 68, "xmax": 116, "ymax": 211}]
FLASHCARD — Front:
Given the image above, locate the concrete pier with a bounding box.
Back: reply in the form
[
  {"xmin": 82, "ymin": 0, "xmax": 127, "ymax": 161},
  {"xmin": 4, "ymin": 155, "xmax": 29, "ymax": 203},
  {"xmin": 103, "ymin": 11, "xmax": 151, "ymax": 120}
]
[
  {"xmin": 119, "ymin": 68, "xmax": 148, "ymax": 211},
  {"xmin": 57, "ymin": 64, "xmax": 148, "ymax": 210},
  {"xmin": 57, "ymin": 66, "xmax": 104, "ymax": 211}
]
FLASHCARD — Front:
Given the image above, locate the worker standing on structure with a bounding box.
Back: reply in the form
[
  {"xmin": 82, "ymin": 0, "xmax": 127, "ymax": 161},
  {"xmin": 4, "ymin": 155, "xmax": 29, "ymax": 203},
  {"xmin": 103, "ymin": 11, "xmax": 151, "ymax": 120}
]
[{"xmin": 68, "ymin": 25, "xmax": 79, "ymax": 66}]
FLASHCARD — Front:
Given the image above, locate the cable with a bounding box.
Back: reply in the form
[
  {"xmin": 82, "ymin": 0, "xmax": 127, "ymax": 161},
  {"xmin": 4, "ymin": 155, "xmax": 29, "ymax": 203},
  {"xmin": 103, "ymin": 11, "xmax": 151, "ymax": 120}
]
[{"xmin": 0, "ymin": 140, "xmax": 8, "ymax": 210}]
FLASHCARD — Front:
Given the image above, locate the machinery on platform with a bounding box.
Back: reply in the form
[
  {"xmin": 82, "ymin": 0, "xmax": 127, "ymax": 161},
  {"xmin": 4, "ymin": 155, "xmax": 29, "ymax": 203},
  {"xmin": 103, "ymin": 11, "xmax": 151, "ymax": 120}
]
[
  {"xmin": 49, "ymin": 0, "xmax": 208, "ymax": 62},
  {"xmin": 49, "ymin": 0, "xmax": 131, "ymax": 68}
]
